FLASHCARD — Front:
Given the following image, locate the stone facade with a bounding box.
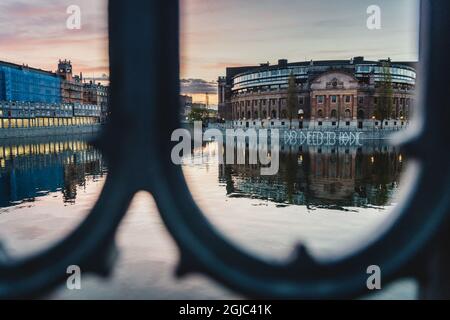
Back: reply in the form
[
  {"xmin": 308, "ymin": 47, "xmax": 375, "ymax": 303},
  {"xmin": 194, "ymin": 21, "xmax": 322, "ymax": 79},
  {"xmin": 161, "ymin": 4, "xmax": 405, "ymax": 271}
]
[{"xmin": 219, "ymin": 57, "xmax": 416, "ymax": 130}]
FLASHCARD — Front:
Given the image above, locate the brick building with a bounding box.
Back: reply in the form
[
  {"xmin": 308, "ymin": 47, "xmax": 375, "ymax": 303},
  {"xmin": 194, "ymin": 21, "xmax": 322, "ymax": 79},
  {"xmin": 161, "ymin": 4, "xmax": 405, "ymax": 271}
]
[
  {"xmin": 218, "ymin": 57, "xmax": 416, "ymax": 130},
  {"xmin": 57, "ymin": 59, "xmax": 84, "ymax": 104}
]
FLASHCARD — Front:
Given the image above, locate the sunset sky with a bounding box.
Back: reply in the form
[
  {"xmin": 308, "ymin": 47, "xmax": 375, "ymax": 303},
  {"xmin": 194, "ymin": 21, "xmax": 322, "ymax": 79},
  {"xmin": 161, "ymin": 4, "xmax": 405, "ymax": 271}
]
[{"xmin": 0, "ymin": 0, "xmax": 420, "ymax": 106}]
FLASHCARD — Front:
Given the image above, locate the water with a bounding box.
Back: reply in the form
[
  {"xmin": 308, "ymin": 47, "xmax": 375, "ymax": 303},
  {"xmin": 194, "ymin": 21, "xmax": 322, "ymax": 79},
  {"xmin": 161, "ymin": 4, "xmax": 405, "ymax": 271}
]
[{"xmin": 0, "ymin": 135, "xmax": 417, "ymax": 299}]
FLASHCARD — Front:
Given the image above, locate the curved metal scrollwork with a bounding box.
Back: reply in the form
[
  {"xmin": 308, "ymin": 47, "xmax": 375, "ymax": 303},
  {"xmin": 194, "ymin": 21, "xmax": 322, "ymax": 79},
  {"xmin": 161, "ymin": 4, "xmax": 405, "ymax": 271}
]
[{"xmin": 1, "ymin": 0, "xmax": 450, "ymax": 299}]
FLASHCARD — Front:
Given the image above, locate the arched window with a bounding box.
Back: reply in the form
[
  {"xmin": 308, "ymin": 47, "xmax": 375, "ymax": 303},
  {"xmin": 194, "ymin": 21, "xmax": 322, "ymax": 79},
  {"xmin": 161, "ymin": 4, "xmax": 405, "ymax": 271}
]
[
  {"xmin": 247, "ymin": 111, "xmax": 251, "ymax": 119},
  {"xmin": 241, "ymin": 112, "xmax": 245, "ymax": 119},
  {"xmin": 330, "ymin": 109, "xmax": 337, "ymax": 119},
  {"xmin": 263, "ymin": 110, "xmax": 267, "ymax": 118},
  {"xmin": 357, "ymin": 109, "xmax": 365, "ymax": 119},
  {"xmin": 271, "ymin": 110, "xmax": 277, "ymax": 118},
  {"xmin": 345, "ymin": 109, "xmax": 351, "ymax": 118},
  {"xmin": 254, "ymin": 111, "xmax": 258, "ymax": 118},
  {"xmin": 317, "ymin": 109, "xmax": 324, "ymax": 118}
]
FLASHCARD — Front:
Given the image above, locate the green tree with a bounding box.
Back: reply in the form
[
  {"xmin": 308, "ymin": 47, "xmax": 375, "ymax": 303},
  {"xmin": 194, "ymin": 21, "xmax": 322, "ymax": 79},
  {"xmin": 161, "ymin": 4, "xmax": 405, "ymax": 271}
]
[
  {"xmin": 188, "ymin": 107, "xmax": 208, "ymax": 122},
  {"xmin": 287, "ymin": 72, "xmax": 298, "ymax": 129},
  {"xmin": 375, "ymin": 62, "xmax": 393, "ymax": 129}
]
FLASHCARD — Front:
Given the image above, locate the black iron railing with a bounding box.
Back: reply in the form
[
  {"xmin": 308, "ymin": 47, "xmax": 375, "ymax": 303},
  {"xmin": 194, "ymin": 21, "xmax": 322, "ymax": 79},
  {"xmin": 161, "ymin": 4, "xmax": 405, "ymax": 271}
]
[{"xmin": 1, "ymin": 0, "xmax": 450, "ymax": 299}]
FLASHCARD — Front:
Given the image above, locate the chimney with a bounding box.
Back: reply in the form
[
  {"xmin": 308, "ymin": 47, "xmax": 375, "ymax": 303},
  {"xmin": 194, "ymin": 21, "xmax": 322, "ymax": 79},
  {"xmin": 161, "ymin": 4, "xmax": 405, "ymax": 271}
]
[{"xmin": 278, "ymin": 59, "xmax": 288, "ymax": 67}]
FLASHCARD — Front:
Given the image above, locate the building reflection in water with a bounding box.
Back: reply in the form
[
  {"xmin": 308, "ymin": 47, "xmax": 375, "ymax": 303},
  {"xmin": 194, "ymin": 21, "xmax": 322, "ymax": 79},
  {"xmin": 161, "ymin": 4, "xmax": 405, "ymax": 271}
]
[
  {"xmin": 0, "ymin": 135, "xmax": 105, "ymax": 208},
  {"xmin": 218, "ymin": 141, "xmax": 405, "ymax": 211}
]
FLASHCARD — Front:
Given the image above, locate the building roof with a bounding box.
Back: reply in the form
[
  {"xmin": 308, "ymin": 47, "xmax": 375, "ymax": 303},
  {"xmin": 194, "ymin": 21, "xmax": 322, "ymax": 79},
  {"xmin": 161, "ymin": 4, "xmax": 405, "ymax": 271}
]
[
  {"xmin": 225, "ymin": 57, "xmax": 418, "ymax": 80},
  {"xmin": 0, "ymin": 59, "xmax": 58, "ymax": 77}
]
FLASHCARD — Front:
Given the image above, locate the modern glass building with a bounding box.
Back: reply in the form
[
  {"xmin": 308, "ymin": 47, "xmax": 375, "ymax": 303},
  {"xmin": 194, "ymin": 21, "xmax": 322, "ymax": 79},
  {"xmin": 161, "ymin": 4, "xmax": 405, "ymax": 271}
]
[
  {"xmin": 0, "ymin": 60, "xmax": 105, "ymax": 132},
  {"xmin": 0, "ymin": 60, "xmax": 61, "ymax": 104}
]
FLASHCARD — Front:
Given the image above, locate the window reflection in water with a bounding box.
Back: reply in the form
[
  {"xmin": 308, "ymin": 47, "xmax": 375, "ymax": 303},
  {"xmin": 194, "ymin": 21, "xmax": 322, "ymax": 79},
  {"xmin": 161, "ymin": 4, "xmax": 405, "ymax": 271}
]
[{"xmin": 0, "ymin": 135, "xmax": 105, "ymax": 209}]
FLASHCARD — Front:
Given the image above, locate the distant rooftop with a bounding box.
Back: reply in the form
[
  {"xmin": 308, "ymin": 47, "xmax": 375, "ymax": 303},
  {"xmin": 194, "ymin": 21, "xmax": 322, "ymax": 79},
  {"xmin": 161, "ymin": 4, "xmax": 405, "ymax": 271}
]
[
  {"xmin": 0, "ymin": 59, "xmax": 57, "ymax": 77},
  {"xmin": 225, "ymin": 57, "xmax": 417, "ymax": 80}
]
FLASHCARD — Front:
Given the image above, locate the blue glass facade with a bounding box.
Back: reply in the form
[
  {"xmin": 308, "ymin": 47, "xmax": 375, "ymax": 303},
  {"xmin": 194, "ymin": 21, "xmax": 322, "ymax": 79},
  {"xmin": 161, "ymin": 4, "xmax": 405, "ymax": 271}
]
[{"xmin": 0, "ymin": 61, "xmax": 61, "ymax": 104}]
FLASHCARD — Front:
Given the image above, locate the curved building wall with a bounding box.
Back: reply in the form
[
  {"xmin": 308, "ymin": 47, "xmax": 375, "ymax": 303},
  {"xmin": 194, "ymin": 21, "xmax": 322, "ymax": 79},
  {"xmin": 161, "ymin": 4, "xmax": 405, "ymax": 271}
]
[{"xmin": 220, "ymin": 58, "xmax": 416, "ymax": 130}]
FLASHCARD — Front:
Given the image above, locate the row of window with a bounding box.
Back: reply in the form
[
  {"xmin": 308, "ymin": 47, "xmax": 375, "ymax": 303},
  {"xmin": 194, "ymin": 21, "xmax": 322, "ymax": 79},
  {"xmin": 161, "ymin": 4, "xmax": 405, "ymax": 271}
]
[
  {"xmin": 0, "ymin": 103, "xmax": 101, "ymax": 111},
  {"xmin": 234, "ymin": 120, "xmax": 407, "ymax": 128},
  {"xmin": 233, "ymin": 65, "xmax": 416, "ymax": 90},
  {"xmin": 0, "ymin": 117, "xmax": 99, "ymax": 129},
  {"xmin": 315, "ymin": 95, "xmax": 412, "ymax": 106},
  {"xmin": 355, "ymin": 65, "xmax": 416, "ymax": 79},
  {"xmin": 233, "ymin": 96, "xmax": 412, "ymax": 108},
  {"xmin": 233, "ymin": 108, "xmax": 407, "ymax": 120}
]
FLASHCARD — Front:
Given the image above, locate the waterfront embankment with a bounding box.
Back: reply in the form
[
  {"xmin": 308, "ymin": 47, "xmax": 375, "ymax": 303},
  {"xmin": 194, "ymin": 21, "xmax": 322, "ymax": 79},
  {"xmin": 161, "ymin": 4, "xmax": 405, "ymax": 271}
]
[{"xmin": 0, "ymin": 124, "xmax": 102, "ymax": 139}]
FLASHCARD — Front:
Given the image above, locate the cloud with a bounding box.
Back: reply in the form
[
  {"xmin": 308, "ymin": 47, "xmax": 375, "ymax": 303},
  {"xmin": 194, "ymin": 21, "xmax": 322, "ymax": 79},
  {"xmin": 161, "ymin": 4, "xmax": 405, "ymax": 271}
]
[
  {"xmin": 180, "ymin": 78, "xmax": 217, "ymax": 94},
  {"xmin": 0, "ymin": 0, "xmax": 108, "ymax": 74}
]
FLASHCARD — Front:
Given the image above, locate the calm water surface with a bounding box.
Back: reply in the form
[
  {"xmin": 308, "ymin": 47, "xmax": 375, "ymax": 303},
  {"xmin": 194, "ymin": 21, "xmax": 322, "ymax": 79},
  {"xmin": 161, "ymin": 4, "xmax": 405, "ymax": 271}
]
[{"xmin": 0, "ymin": 134, "xmax": 417, "ymax": 299}]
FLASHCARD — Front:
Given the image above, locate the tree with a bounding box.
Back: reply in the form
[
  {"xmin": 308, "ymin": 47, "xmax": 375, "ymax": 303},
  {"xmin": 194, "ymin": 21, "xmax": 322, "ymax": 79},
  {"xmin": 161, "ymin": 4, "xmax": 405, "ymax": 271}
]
[
  {"xmin": 375, "ymin": 61, "xmax": 393, "ymax": 129},
  {"xmin": 287, "ymin": 72, "xmax": 298, "ymax": 129},
  {"xmin": 188, "ymin": 107, "xmax": 208, "ymax": 122}
]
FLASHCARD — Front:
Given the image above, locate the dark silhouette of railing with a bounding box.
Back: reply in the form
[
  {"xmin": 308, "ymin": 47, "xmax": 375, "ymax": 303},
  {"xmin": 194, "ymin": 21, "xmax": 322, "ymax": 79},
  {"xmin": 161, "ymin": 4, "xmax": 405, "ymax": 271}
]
[{"xmin": 0, "ymin": 0, "xmax": 450, "ymax": 299}]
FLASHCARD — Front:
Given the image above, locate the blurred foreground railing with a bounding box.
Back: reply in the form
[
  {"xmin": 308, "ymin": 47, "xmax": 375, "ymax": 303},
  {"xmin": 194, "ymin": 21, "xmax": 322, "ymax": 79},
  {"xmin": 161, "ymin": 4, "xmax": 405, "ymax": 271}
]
[{"xmin": 1, "ymin": 0, "xmax": 450, "ymax": 299}]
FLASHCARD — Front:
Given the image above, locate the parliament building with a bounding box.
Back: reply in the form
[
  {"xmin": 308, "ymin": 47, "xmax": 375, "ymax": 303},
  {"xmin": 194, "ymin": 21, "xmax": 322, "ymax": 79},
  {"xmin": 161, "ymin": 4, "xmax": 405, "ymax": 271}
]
[{"xmin": 218, "ymin": 57, "xmax": 416, "ymax": 130}]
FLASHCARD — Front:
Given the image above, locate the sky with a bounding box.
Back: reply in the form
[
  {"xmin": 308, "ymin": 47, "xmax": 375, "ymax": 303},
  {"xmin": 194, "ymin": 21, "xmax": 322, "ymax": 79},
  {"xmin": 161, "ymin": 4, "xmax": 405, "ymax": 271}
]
[{"xmin": 0, "ymin": 0, "xmax": 420, "ymax": 106}]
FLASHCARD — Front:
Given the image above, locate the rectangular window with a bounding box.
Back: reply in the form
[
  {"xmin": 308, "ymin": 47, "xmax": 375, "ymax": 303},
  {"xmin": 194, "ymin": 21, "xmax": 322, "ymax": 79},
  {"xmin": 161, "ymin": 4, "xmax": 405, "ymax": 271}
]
[
  {"xmin": 358, "ymin": 96, "xmax": 364, "ymax": 105},
  {"xmin": 346, "ymin": 121, "xmax": 350, "ymax": 126},
  {"xmin": 299, "ymin": 96, "xmax": 304, "ymax": 105},
  {"xmin": 332, "ymin": 121, "xmax": 336, "ymax": 126},
  {"xmin": 317, "ymin": 96, "xmax": 324, "ymax": 104},
  {"xmin": 318, "ymin": 121, "xmax": 323, "ymax": 126},
  {"xmin": 331, "ymin": 95, "xmax": 337, "ymax": 103},
  {"xmin": 345, "ymin": 96, "xmax": 351, "ymax": 103}
]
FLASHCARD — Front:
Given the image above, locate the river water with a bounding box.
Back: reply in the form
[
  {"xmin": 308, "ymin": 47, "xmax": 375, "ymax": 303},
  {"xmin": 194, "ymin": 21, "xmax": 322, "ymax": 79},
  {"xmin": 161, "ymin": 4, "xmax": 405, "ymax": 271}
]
[{"xmin": 0, "ymin": 134, "xmax": 417, "ymax": 299}]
